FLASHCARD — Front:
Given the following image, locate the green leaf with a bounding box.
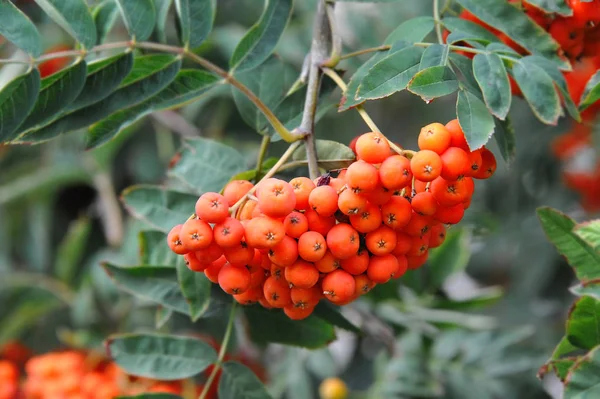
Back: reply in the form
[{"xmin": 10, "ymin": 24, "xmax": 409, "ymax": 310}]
[
  {"xmin": 571, "ymin": 283, "xmax": 600, "ymax": 300},
  {"xmin": 567, "ymin": 296, "xmax": 600, "ymax": 350},
  {"xmin": 340, "ymin": 16, "xmax": 434, "ymax": 110},
  {"xmin": 219, "ymin": 361, "xmax": 273, "ymax": 399},
  {"xmin": 494, "ymin": 117, "xmax": 516, "ymax": 164},
  {"xmin": 525, "ymin": 0, "xmax": 572, "ymax": 16},
  {"xmin": 579, "ymin": 71, "xmax": 600, "ymax": 112},
  {"xmin": 138, "ymin": 230, "xmax": 179, "ymax": 265},
  {"xmin": 28, "ymin": 54, "xmax": 181, "ymax": 143},
  {"xmin": 0, "ymin": 295, "xmax": 63, "ymax": 344},
  {"xmin": 107, "ymin": 333, "xmax": 217, "ymax": 380},
  {"xmin": 121, "ymin": 185, "xmax": 197, "ymax": 232},
  {"xmin": 0, "ymin": 69, "xmax": 41, "ymax": 143},
  {"xmin": 574, "ymin": 221, "xmax": 600, "ymax": 252},
  {"xmin": 442, "ymin": 16, "xmax": 501, "ymax": 44},
  {"xmin": 155, "ymin": 307, "xmax": 173, "ymax": 329},
  {"xmin": 548, "ymin": 357, "xmax": 579, "ymax": 381},
  {"xmin": 229, "ymin": 0, "xmax": 293, "ymax": 72},
  {"xmin": 244, "ymin": 306, "xmax": 335, "ymax": 348},
  {"xmin": 313, "ymin": 302, "xmax": 361, "ymax": 333},
  {"xmin": 407, "ymin": 66, "xmax": 459, "ymax": 102},
  {"xmin": 0, "ymin": 0, "xmax": 42, "ymax": 57},
  {"xmin": 86, "ymin": 69, "xmax": 219, "ymax": 148},
  {"xmin": 292, "ymin": 139, "xmax": 355, "ymax": 170},
  {"xmin": 564, "ymin": 345, "xmax": 600, "ymax": 398},
  {"xmin": 176, "ymin": 260, "xmax": 211, "ymax": 321},
  {"xmin": 510, "ymin": 60, "xmax": 561, "ymax": 125},
  {"xmin": 175, "ymin": 0, "xmax": 214, "ymax": 49},
  {"xmin": 537, "ymin": 207, "xmax": 600, "ymax": 283},
  {"xmin": 103, "ymin": 263, "xmax": 190, "ymax": 315},
  {"xmin": 118, "ymin": 394, "xmax": 183, "ymax": 399},
  {"xmin": 524, "ymin": 55, "xmax": 580, "ymax": 122},
  {"xmin": 54, "ymin": 217, "xmax": 92, "ymax": 285},
  {"xmin": 456, "ymin": 88, "xmax": 495, "ymax": 150},
  {"xmin": 115, "ymin": 0, "xmax": 157, "ymax": 41},
  {"xmin": 434, "ymin": 287, "xmax": 504, "ymax": 311},
  {"xmin": 18, "ymin": 61, "xmax": 87, "ymax": 134},
  {"xmin": 93, "ymin": 0, "xmax": 121, "ymax": 44},
  {"xmin": 168, "ymin": 137, "xmax": 247, "ymax": 194},
  {"xmin": 454, "ymin": 0, "xmax": 567, "ymax": 69},
  {"xmin": 427, "ymin": 229, "xmax": 471, "ymax": 291},
  {"xmin": 155, "ymin": 0, "xmax": 174, "ymax": 43},
  {"xmin": 472, "ymin": 53, "xmax": 511, "ymax": 119},
  {"xmin": 232, "ymin": 56, "xmax": 296, "ymax": 134},
  {"xmin": 34, "ymin": 0, "xmax": 97, "ymax": 49},
  {"xmin": 419, "ymin": 44, "xmax": 450, "ymax": 69},
  {"xmin": 357, "ymin": 46, "xmax": 423, "ymax": 101}
]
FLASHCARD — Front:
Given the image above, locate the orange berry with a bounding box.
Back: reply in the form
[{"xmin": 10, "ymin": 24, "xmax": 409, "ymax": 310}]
[
  {"xmin": 218, "ymin": 263, "xmax": 251, "ymax": 294},
  {"xmin": 223, "ymin": 240, "xmax": 255, "ymax": 266},
  {"xmin": 322, "ymin": 269, "xmax": 356, "ymax": 304},
  {"xmin": 349, "ymin": 135, "xmax": 360, "ymax": 154},
  {"xmin": 345, "ymin": 160, "xmax": 379, "ymax": 193},
  {"xmin": 268, "ymin": 235, "xmax": 299, "ymax": 267},
  {"xmin": 257, "ymin": 178, "xmax": 296, "ymax": 218},
  {"xmin": 213, "ymin": 217, "xmax": 245, "ymax": 248},
  {"xmin": 407, "ymin": 253, "xmax": 429, "ymax": 270},
  {"xmin": 309, "ymin": 185, "xmax": 339, "ymax": 217},
  {"xmin": 392, "ymin": 255, "xmax": 408, "ymax": 279},
  {"xmin": 392, "ymin": 232, "xmax": 412, "ymax": 256},
  {"xmin": 380, "ymin": 196, "xmax": 412, "ymax": 230},
  {"xmin": 406, "ymin": 234, "xmax": 430, "ymax": 257},
  {"xmin": 298, "ymin": 231, "xmax": 328, "ymax": 262},
  {"xmin": 291, "ymin": 286, "xmax": 321, "ymax": 309},
  {"xmin": 263, "ymin": 276, "xmax": 292, "ymax": 308},
  {"xmin": 366, "ymin": 225, "xmax": 397, "ymax": 255},
  {"xmin": 315, "ymin": 250, "xmax": 341, "ymax": 273},
  {"xmin": 270, "ymin": 263, "xmax": 284, "ymax": 280},
  {"xmin": 418, "ymin": 123, "xmax": 452, "ymax": 154},
  {"xmin": 203, "ymin": 256, "xmax": 226, "ymax": 283},
  {"xmin": 361, "ymin": 184, "xmax": 394, "ymax": 205},
  {"xmin": 367, "ymin": 254, "xmax": 399, "ymax": 283},
  {"xmin": 284, "ymin": 211, "xmax": 309, "ymax": 238},
  {"xmin": 329, "ymin": 177, "xmax": 346, "ymax": 192},
  {"xmin": 223, "ymin": 180, "xmax": 254, "ymax": 206},
  {"xmin": 566, "ymin": 0, "xmax": 600, "ymax": 29},
  {"xmin": 430, "ymin": 177, "xmax": 469, "ymax": 207},
  {"xmin": 440, "ymin": 147, "xmax": 471, "ymax": 180},
  {"xmin": 249, "ymin": 268, "xmax": 268, "ymax": 288},
  {"xmin": 410, "ymin": 150, "xmax": 442, "ymax": 182},
  {"xmin": 284, "ymin": 304, "xmax": 314, "ymax": 320},
  {"xmin": 355, "ymin": 132, "xmax": 391, "ymax": 163},
  {"xmin": 349, "ymin": 201, "xmax": 383, "ymax": 233},
  {"xmin": 234, "ymin": 286, "xmax": 263, "ymax": 305},
  {"xmin": 434, "ymin": 203, "xmax": 465, "ymax": 224},
  {"xmin": 195, "ymin": 192, "xmax": 229, "ymax": 223},
  {"xmin": 354, "ymin": 274, "xmax": 376, "ymax": 296},
  {"xmin": 289, "ymin": 177, "xmax": 316, "ymax": 210},
  {"xmin": 445, "ymin": 119, "xmax": 469, "ymax": 151},
  {"xmin": 472, "ymin": 148, "xmax": 497, "ymax": 179},
  {"xmin": 305, "ymin": 209, "xmax": 336, "ymax": 236},
  {"xmin": 195, "ymin": 241, "xmax": 224, "ymax": 264},
  {"xmin": 167, "ymin": 224, "xmax": 188, "ymax": 255},
  {"xmin": 326, "ymin": 223, "xmax": 360, "ymax": 259},
  {"xmin": 338, "ymin": 189, "xmax": 367, "ymax": 215},
  {"xmin": 467, "ymin": 149, "xmax": 483, "ymax": 176},
  {"xmin": 403, "ymin": 212, "xmax": 433, "ymax": 236},
  {"xmin": 185, "ymin": 252, "xmax": 207, "ymax": 272},
  {"xmin": 285, "ymin": 260, "xmax": 319, "ymax": 288},
  {"xmin": 180, "ymin": 218, "xmax": 213, "ymax": 251},
  {"xmin": 238, "ymin": 199, "xmax": 258, "ymax": 221},
  {"xmin": 340, "ymin": 248, "xmax": 370, "ymax": 275},
  {"xmin": 429, "ymin": 224, "xmax": 447, "ymax": 248},
  {"xmin": 244, "ymin": 216, "xmax": 286, "ymax": 249},
  {"xmin": 411, "ymin": 191, "xmax": 438, "ymax": 216},
  {"xmin": 379, "ymin": 155, "xmax": 413, "ymax": 190}
]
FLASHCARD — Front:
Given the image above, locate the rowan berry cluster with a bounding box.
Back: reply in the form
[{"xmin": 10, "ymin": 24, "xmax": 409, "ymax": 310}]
[{"xmin": 167, "ymin": 120, "xmax": 496, "ymax": 320}]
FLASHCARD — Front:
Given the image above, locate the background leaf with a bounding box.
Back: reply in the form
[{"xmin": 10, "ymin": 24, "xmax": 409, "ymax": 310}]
[
  {"xmin": 0, "ymin": 0, "xmax": 42, "ymax": 57},
  {"xmin": 107, "ymin": 333, "xmax": 217, "ymax": 380},
  {"xmin": 0, "ymin": 69, "xmax": 41, "ymax": 143},
  {"xmin": 115, "ymin": 0, "xmax": 157, "ymax": 41},
  {"xmin": 138, "ymin": 231, "xmax": 178, "ymax": 266},
  {"xmin": 34, "ymin": 0, "xmax": 97, "ymax": 49},
  {"xmin": 176, "ymin": 260, "xmax": 211, "ymax": 321},
  {"xmin": 175, "ymin": 0, "xmax": 214, "ymax": 49},
  {"xmin": 93, "ymin": 0, "xmax": 121, "ymax": 44},
  {"xmin": 472, "ymin": 53, "xmax": 511, "ymax": 119},
  {"xmin": 229, "ymin": 0, "xmax": 293, "ymax": 72},
  {"xmin": 494, "ymin": 117, "xmax": 516, "ymax": 164},
  {"xmin": 313, "ymin": 302, "xmax": 361, "ymax": 333},
  {"xmin": 427, "ymin": 229, "xmax": 471, "ymax": 291},
  {"xmin": 292, "ymin": 139, "xmax": 355, "ymax": 170},
  {"xmin": 218, "ymin": 361, "xmax": 273, "ymax": 399},
  {"xmin": 564, "ymin": 345, "xmax": 600, "ymax": 399},
  {"xmin": 579, "ymin": 71, "xmax": 600, "ymax": 112},
  {"xmin": 407, "ymin": 65, "xmax": 459, "ymax": 102},
  {"xmin": 456, "ymin": 88, "xmax": 495, "ymax": 150}
]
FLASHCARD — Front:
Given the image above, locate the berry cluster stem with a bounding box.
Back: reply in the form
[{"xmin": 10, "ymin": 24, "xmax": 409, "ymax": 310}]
[{"xmin": 198, "ymin": 302, "xmax": 237, "ymax": 399}]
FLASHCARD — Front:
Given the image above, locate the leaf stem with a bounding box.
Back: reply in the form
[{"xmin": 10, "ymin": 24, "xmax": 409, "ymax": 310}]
[
  {"xmin": 199, "ymin": 302, "xmax": 237, "ymax": 399},
  {"xmin": 321, "ymin": 67, "xmax": 404, "ymax": 153},
  {"xmin": 433, "ymin": 0, "xmax": 444, "ymax": 44},
  {"xmin": 255, "ymin": 135, "xmax": 271, "ymax": 180}
]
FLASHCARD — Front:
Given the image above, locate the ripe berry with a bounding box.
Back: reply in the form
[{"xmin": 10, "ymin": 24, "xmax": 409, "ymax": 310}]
[
  {"xmin": 218, "ymin": 264, "xmax": 251, "ymax": 295},
  {"xmin": 380, "ymin": 196, "xmax": 412, "ymax": 230},
  {"xmin": 354, "ymin": 274, "xmax": 376, "ymax": 296},
  {"xmin": 184, "ymin": 252, "xmax": 207, "ymax": 272},
  {"xmin": 430, "ymin": 177, "xmax": 470, "ymax": 207},
  {"xmin": 403, "ymin": 212, "xmax": 433, "ymax": 237},
  {"xmin": 305, "ymin": 209, "xmax": 336, "ymax": 236},
  {"xmin": 349, "ymin": 201, "xmax": 383, "ymax": 233},
  {"xmin": 429, "ymin": 224, "xmax": 447, "ymax": 248},
  {"xmin": 434, "ymin": 203, "xmax": 465, "ymax": 224},
  {"xmin": 285, "ymin": 260, "xmax": 319, "ymax": 289},
  {"xmin": 213, "ymin": 217, "xmax": 244, "ymax": 248},
  {"xmin": 407, "ymin": 252, "xmax": 429, "ymax": 270},
  {"xmin": 340, "ymin": 249, "xmax": 370, "ymax": 275},
  {"xmin": 289, "ymin": 176, "xmax": 316, "ymax": 210},
  {"xmin": 361, "ymin": 184, "xmax": 393, "ymax": 205},
  {"xmin": 257, "ymin": 178, "xmax": 296, "ymax": 218},
  {"xmin": 440, "ymin": 147, "xmax": 471, "ymax": 180},
  {"xmin": 195, "ymin": 192, "xmax": 229, "ymax": 223},
  {"xmin": 167, "ymin": 224, "xmax": 189, "ymax": 255},
  {"xmin": 238, "ymin": 199, "xmax": 258, "ymax": 221},
  {"xmin": 345, "ymin": 160, "xmax": 379, "ymax": 193},
  {"xmin": 268, "ymin": 235, "xmax": 299, "ymax": 267},
  {"xmin": 284, "ymin": 304, "xmax": 314, "ymax": 320},
  {"xmin": 379, "ymin": 155, "xmax": 413, "ymax": 190},
  {"xmin": 367, "ymin": 254, "xmax": 399, "ymax": 284},
  {"xmin": 223, "ymin": 240, "xmax": 255, "ymax": 267},
  {"xmin": 355, "ymin": 132, "xmax": 392, "ymax": 163},
  {"xmin": 322, "ymin": 269, "xmax": 356, "ymax": 304},
  {"xmin": 472, "ymin": 148, "xmax": 497, "ymax": 179},
  {"xmin": 406, "ymin": 234, "xmax": 430, "ymax": 257},
  {"xmin": 309, "ymin": 185, "xmax": 339, "ymax": 217},
  {"xmin": 411, "ymin": 191, "xmax": 438, "ymax": 216},
  {"xmin": 445, "ymin": 119, "xmax": 469, "ymax": 151},
  {"xmin": 393, "ymin": 255, "xmax": 409, "ymax": 279},
  {"xmin": 366, "ymin": 225, "xmax": 397, "ymax": 256},
  {"xmin": 244, "ymin": 216, "xmax": 285, "ymax": 249},
  {"xmin": 263, "ymin": 276, "xmax": 292, "ymax": 308},
  {"xmin": 467, "ymin": 149, "xmax": 483, "ymax": 175},
  {"xmin": 338, "ymin": 189, "xmax": 367, "ymax": 215},
  {"xmin": 233, "ymin": 286, "xmax": 263, "ymax": 305},
  {"xmin": 410, "ymin": 150, "xmax": 443, "ymax": 182},
  {"xmin": 418, "ymin": 122, "xmax": 452, "ymax": 154},
  {"xmin": 298, "ymin": 231, "xmax": 328, "ymax": 262},
  {"xmin": 291, "ymin": 286, "xmax": 321, "ymax": 309},
  {"xmin": 568, "ymin": 0, "xmax": 600, "ymax": 29},
  {"xmin": 392, "ymin": 232, "xmax": 413, "ymax": 256},
  {"xmin": 315, "ymin": 250, "xmax": 341, "ymax": 273},
  {"xmin": 223, "ymin": 180, "xmax": 254, "ymax": 206},
  {"xmin": 326, "ymin": 223, "xmax": 360, "ymax": 259},
  {"xmin": 180, "ymin": 218, "xmax": 213, "ymax": 251},
  {"xmin": 195, "ymin": 241, "xmax": 224, "ymax": 264}
]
